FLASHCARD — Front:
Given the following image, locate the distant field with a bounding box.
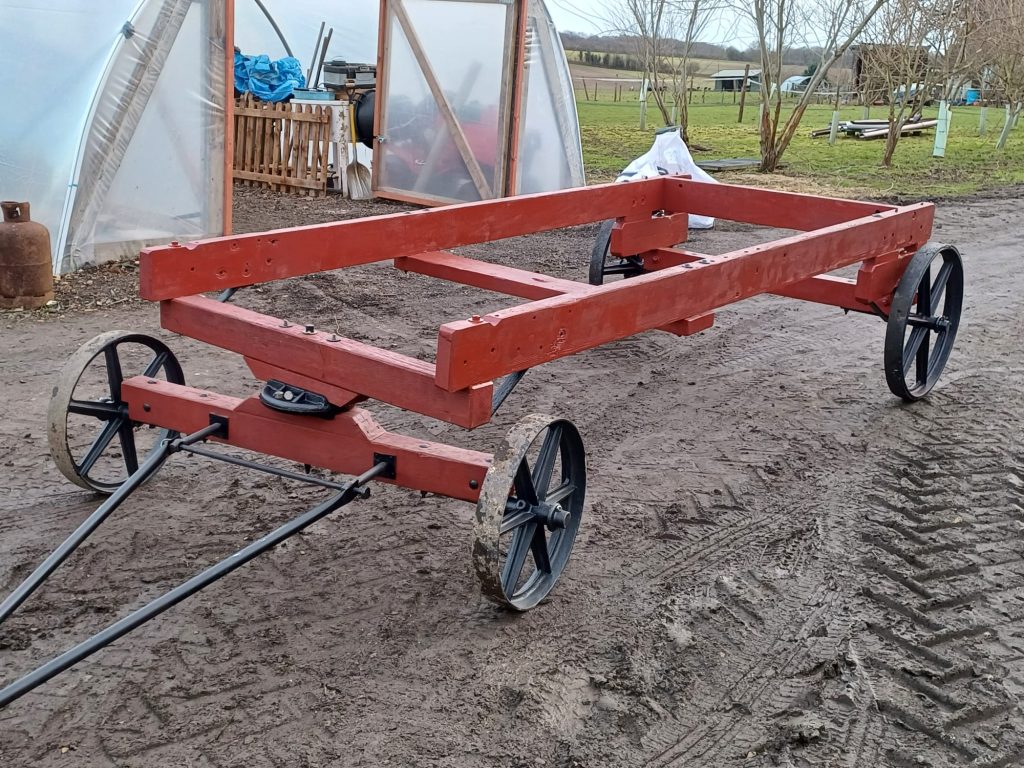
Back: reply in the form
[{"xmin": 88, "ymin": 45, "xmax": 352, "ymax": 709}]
[
  {"xmin": 577, "ymin": 98, "xmax": 1024, "ymax": 198},
  {"xmin": 567, "ymin": 53, "xmax": 810, "ymax": 91}
]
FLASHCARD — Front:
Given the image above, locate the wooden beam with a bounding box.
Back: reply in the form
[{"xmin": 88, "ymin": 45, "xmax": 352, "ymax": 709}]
[
  {"xmin": 160, "ymin": 295, "xmax": 493, "ymax": 428},
  {"xmin": 396, "ymin": 251, "xmax": 710, "ymax": 337},
  {"xmin": 662, "ymin": 177, "xmax": 897, "ymax": 231},
  {"xmin": 122, "ymin": 379, "xmax": 490, "ymax": 502},
  {"xmin": 434, "ymin": 204, "xmax": 934, "ymax": 391},
  {"xmin": 139, "ymin": 177, "xmax": 669, "ymax": 299},
  {"xmin": 396, "ymin": 251, "xmax": 591, "ymax": 300}
]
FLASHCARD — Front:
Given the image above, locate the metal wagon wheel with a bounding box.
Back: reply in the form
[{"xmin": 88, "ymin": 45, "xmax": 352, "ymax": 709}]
[
  {"xmin": 48, "ymin": 331, "xmax": 185, "ymax": 494},
  {"xmin": 884, "ymin": 243, "xmax": 964, "ymax": 401},
  {"xmin": 589, "ymin": 220, "xmax": 645, "ymax": 285},
  {"xmin": 474, "ymin": 414, "xmax": 586, "ymax": 611}
]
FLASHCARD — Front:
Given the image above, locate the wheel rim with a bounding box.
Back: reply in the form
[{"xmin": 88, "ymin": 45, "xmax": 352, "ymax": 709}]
[
  {"xmin": 48, "ymin": 331, "xmax": 184, "ymax": 494},
  {"xmin": 589, "ymin": 220, "xmax": 644, "ymax": 286},
  {"xmin": 474, "ymin": 414, "xmax": 586, "ymax": 610},
  {"xmin": 884, "ymin": 244, "xmax": 964, "ymax": 401}
]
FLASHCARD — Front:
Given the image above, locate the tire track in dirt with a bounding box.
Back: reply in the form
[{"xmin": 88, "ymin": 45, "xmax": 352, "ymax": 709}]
[{"xmin": 813, "ymin": 373, "xmax": 1024, "ymax": 768}]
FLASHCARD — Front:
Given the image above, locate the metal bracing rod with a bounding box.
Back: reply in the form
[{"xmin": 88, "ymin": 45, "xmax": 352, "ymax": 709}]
[
  {"xmin": 491, "ymin": 370, "xmax": 528, "ymax": 415},
  {"xmin": 179, "ymin": 443, "xmax": 355, "ymax": 491},
  {"xmin": 0, "ymin": 423, "xmax": 224, "ymax": 626},
  {"xmin": 250, "ymin": 0, "xmax": 294, "ymax": 57},
  {"xmin": 0, "ymin": 461, "xmax": 389, "ymax": 709}
]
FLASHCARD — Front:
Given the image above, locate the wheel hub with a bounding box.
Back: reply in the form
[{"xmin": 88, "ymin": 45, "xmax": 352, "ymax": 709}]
[
  {"xmin": 503, "ymin": 498, "xmax": 570, "ymax": 530},
  {"xmin": 535, "ymin": 501, "xmax": 570, "ymax": 530}
]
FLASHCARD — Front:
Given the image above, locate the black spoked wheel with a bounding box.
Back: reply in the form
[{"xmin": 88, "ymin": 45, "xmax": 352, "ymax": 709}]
[
  {"xmin": 47, "ymin": 331, "xmax": 185, "ymax": 494},
  {"xmin": 473, "ymin": 414, "xmax": 586, "ymax": 611},
  {"xmin": 589, "ymin": 220, "xmax": 645, "ymax": 286},
  {"xmin": 884, "ymin": 243, "xmax": 964, "ymax": 401}
]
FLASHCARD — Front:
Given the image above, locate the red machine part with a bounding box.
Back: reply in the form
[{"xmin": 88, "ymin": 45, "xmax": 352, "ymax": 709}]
[{"xmin": 121, "ymin": 378, "xmax": 490, "ymax": 502}]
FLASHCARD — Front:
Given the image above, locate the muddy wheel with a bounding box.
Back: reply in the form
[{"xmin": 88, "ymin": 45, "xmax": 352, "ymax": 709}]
[
  {"xmin": 589, "ymin": 220, "xmax": 644, "ymax": 285},
  {"xmin": 884, "ymin": 243, "xmax": 964, "ymax": 401},
  {"xmin": 473, "ymin": 415, "xmax": 586, "ymax": 611},
  {"xmin": 48, "ymin": 331, "xmax": 184, "ymax": 494}
]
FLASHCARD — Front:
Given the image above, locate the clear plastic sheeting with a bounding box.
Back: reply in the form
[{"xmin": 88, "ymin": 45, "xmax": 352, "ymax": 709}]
[
  {"xmin": 66, "ymin": 1, "xmax": 227, "ymax": 272},
  {"xmin": 515, "ymin": 0, "xmax": 585, "ymax": 195},
  {"xmin": 378, "ymin": 0, "xmax": 511, "ymax": 202},
  {"xmin": 0, "ymin": 0, "xmax": 138, "ymax": 272},
  {"xmin": 0, "ymin": 0, "xmax": 227, "ymax": 273},
  {"xmin": 376, "ymin": 0, "xmax": 583, "ymax": 204}
]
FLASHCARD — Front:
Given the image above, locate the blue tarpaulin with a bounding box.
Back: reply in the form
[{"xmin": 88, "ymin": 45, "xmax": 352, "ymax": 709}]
[{"xmin": 234, "ymin": 51, "xmax": 305, "ymax": 102}]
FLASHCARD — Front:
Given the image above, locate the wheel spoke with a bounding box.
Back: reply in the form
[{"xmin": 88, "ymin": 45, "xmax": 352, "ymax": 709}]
[
  {"xmin": 903, "ymin": 326, "xmax": 928, "ymax": 372},
  {"xmin": 500, "ymin": 508, "xmax": 536, "ymax": 534},
  {"xmin": 103, "ymin": 346, "xmax": 124, "ymax": 402},
  {"xmin": 530, "ymin": 526, "xmax": 552, "ymax": 574},
  {"xmin": 931, "ymin": 259, "xmax": 953, "ymax": 310},
  {"xmin": 513, "ymin": 459, "xmax": 539, "ymax": 506},
  {"xmin": 916, "ymin": 265, "xmax": 932, "ymax": 316},
  {"xmin": 68, "ymin": 399, "xmax": 121, "ymax": 420},
  {"xmin": 501, "ymin": 521, "xmax": 537, "ymax": 595},
  {"xmin": 142, "ymin": 350, "xmax": 169, "ymax": 379},
  {"xmin": 118, "ymin": 420, "xmax": 139, "ymax": 475},
  {"xmin": 915, "ymin": 330, "xmax": 931, "ymax": 384},
  {"xmin": 532, "ymin": 424, "xmax": 562, "ymax": 499},
  {"xmin": 76, "ymin": 418, "xmax": 123, "ymax": 475},
  {"xmin": 545, "ymin": 481, "xmax": 576, "ymax": 505}
]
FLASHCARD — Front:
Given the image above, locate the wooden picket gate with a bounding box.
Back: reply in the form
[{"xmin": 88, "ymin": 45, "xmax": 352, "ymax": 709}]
[{"xmin": 233, "ymin": 95, "xmax": 330, "ymax": 196}]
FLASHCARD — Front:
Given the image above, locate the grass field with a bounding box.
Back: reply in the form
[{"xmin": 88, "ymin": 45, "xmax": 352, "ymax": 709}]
[{"xmin": 577, "ymin": 97, "xmax": 1024, "ymax": 199}]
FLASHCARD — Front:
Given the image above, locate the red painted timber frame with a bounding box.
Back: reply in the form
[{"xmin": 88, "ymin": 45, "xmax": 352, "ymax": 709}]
[
  {"xmin": 135, "ymin": 176, "xmax": 933, "ymax": 485},
  {"xmin": 120, "ymin": 379, "xmax": 490, "ymax": 502}
]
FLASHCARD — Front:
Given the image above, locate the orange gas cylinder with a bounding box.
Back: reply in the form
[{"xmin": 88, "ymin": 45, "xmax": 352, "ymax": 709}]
[{"xmin": 0, "ymin": 201, "xmax": 54, "ymax": 309}]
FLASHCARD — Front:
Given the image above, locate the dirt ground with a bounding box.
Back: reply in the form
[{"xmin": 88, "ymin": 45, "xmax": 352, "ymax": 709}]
[{"xmin": 1, "ymin": 186, "xmax": 1022, "ymax": 768}]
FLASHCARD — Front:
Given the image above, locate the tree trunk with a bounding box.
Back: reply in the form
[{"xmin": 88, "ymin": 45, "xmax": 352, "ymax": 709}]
[
  {"xmin": 882, "ymin": 130, "xmax": 899, "ymax": 166},
  {"xmin": 759, "ymin": 107, "xmax": 779, "ymax": 172},
  {"xmin": 882, "ymin": 102, "xmax": 900, "ymax": 166},
  {"xmin": 678, "ymin": 98, "xmax": 690, "ymax": 144},
  {"xmin": 650, "ymin": 75, "xmax": 672, "ymax": 125}
]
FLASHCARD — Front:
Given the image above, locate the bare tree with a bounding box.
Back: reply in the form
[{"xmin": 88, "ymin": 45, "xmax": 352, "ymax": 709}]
[
  {"xmin": 979, "ymin": 0, "xmax": 1024, "ymax": 147},
  {"xmin": 601, "ymin": 0, "xmax": 723, "ymax": 141},
  {"xmin": 863, "ymin": 0, "xmax": 982, "ymax": 166},
  {"xmin": 862, "ymin": 1, "xmax": 936, "ymax": 166},
  {"xmin": 929, "ymin": 0, "xmax": 983, "ymax": 102},
  {"xmin": 666, "ymin": 0, "xmax": 725, "ymax": 141},
  {"xmin": 743, "ymin": 0, "xmax": 887, "ymax": 171}
]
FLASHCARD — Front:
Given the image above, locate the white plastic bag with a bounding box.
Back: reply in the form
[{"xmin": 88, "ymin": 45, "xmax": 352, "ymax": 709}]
[{"xmin": 615, "ymin": 128, "xmax": 716, "ymax": 229}]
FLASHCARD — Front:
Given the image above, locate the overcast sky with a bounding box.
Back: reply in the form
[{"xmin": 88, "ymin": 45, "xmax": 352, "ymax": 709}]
[{"xmin": 547, "ymin": 0, "xmax": 754, "ymax": 46}]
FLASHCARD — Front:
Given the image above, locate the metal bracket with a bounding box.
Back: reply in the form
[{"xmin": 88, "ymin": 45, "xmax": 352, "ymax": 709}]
[
  {"xmin": 208, "ymin": 414, "xmax": 230, "ymax": 439},
  {"xmin": 372, "ymin": 453, "xmax": 397, "ymax": 479}
]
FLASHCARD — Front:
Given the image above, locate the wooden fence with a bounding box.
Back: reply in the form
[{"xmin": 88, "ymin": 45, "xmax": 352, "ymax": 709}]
[{"xmin": 233, "ymin": 95, "xmax": 330, "ymax": 196}]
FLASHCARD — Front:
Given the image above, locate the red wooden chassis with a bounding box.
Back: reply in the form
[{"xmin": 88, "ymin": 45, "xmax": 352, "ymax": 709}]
[{"xmin": 129, "ymin": 177, "xmax": 933, "ymax": 501}]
